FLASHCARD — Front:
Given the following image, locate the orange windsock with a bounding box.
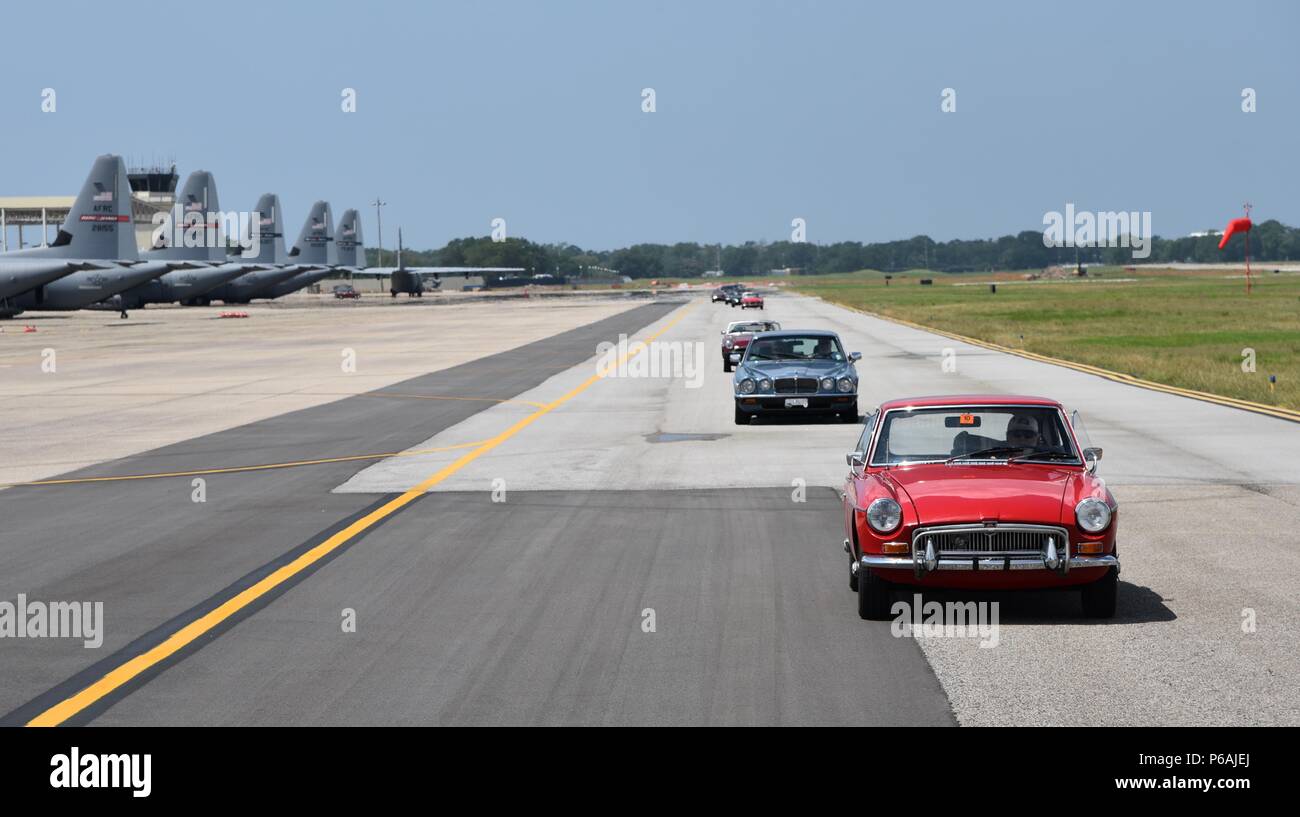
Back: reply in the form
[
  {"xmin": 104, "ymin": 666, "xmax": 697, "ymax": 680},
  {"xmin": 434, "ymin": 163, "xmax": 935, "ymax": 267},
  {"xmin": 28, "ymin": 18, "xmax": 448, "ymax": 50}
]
[{"xmin": 1219, "ymin": 217, "xmax": 1253, "ymax": 249}]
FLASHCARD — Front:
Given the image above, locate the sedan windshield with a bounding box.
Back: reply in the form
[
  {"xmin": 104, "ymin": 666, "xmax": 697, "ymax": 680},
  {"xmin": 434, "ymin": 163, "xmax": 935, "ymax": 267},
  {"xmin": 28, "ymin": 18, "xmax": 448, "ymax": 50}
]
[
  {"xmin": 870, "ymin": 406, "xmax": 1079, "ymax": 465},
  {"xmin": 746, "ymin": 335, "xmax": 844, "ymax": 361}
]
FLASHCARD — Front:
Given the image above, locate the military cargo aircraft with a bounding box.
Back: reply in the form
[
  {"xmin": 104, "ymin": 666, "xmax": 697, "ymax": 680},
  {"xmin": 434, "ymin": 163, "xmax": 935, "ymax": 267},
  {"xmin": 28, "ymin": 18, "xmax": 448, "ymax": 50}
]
[{"xmin": 0, "ymin": 155, "xmax": 181, "ymax": 319}]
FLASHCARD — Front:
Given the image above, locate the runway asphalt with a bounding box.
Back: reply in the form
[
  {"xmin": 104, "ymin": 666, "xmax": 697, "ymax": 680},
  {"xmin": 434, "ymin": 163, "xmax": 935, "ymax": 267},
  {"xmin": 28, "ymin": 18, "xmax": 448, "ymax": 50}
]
[{"xmin": 2, "ymin": 291, "xmax": 1296, "ymax": 726}]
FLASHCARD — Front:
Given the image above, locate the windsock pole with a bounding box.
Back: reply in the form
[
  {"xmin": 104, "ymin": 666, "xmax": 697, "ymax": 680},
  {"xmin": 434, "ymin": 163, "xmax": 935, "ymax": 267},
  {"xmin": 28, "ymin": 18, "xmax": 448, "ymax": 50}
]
[{"xmin": 1243, "ymin": 202, "xmax": 1252, "ymax": 294}]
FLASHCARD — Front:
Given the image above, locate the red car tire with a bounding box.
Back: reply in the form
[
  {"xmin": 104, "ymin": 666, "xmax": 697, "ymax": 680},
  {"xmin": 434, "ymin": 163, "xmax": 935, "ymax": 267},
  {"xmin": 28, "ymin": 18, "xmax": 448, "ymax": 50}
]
[{"xmin": 857, "ymin": 569, "xmax": 893, "ymax": 620}]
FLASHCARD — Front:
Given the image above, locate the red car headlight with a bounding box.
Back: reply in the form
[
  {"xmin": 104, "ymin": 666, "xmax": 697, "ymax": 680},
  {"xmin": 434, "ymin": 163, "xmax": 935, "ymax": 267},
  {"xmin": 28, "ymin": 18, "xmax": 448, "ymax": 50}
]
[
  {"xmin": 866, "ymin": 497, "xmax": 902, "ymax": 533},
  {"xmin": 1075, "ymin": 498, "xmax": 1112, "ymax": 532}
]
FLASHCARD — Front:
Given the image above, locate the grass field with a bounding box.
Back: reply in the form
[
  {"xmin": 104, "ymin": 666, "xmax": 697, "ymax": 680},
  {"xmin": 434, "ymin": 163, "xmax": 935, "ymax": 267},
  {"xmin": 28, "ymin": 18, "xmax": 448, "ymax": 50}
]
[{"xmin": 789, "ymin": 267, "xmax": 1300, "ymax": 412}]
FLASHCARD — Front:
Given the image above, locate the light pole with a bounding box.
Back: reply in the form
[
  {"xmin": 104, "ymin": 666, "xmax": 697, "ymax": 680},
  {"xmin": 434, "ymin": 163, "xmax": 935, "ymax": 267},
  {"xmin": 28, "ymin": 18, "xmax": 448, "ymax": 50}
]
[
  {"xmin": 371, "ymin": 198, "xmax": 386, "ymax": 290},
  {"xmin": 372, "ymin": 197, "xmax": 387, "ymax": 266}
]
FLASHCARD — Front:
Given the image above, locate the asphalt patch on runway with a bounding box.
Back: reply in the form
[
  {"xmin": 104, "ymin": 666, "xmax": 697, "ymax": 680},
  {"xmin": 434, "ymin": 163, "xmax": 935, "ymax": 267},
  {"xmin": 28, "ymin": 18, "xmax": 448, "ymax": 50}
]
[
  {"xmin": 86, "ymin": 488, "xmax": 958, "ymax": 727},
  {"xmin": 644, "ymin": 432, "xmax": 730, "ymax": 443}
]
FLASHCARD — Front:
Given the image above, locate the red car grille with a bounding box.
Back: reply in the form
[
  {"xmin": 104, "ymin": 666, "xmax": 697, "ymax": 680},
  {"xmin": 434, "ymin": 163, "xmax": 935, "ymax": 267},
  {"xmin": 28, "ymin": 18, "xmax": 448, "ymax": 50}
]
[{"xmin": 913, "ymin": 525, "xmax": 1068, "ymax": 556}]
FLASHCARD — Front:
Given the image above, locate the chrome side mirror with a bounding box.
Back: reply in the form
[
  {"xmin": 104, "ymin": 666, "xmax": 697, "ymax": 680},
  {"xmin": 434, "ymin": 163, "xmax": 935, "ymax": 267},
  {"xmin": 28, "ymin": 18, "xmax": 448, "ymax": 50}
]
[
  {"xmin": 845, "ymin": 452, "xmax": 866, "ymax": 468},
  {"xmin": 729, "ymin": 353, "xmax": 741, "ymax": 363},
  {"xmin": 1083, "ymin": 447, "xmax": 1103, "ymax": 473},
  {"xmin": 849, "ymin": 351, "xmax": 862, "ymax": 363}
]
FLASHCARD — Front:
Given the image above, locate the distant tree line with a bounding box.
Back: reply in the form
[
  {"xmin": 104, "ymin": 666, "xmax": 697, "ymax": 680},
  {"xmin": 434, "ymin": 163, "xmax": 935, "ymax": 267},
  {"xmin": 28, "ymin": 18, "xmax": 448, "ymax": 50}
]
[{"xmin": 365, "ymin": 220, "xmax": 1300, "ymax": 279}]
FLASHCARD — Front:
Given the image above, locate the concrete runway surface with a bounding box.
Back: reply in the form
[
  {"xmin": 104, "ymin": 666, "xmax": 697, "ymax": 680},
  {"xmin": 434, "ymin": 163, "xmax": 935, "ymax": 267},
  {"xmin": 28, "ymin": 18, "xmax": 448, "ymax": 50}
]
[
  {"xmin": 0, "ymin": 297, "xmax": 642, "ymax": 486},
  {"xmin": 1, "ymin": 292, "xmax": 1296, "ymax": 725}
]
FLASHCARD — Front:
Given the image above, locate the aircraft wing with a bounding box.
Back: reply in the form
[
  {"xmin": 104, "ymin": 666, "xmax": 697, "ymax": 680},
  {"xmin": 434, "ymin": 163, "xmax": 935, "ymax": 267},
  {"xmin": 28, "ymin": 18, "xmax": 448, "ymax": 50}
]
[
  {"xmin": 67, "ymin": 261, "xmax": 119, "ymax": 271},
  {"xmin": 163, "ymin": 260, "xmax": 214, "ymax": 271}
]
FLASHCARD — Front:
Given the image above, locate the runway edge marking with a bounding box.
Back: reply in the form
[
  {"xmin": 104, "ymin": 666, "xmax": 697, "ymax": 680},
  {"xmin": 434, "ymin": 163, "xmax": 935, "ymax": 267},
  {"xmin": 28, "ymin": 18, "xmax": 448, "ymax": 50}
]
[
  {"xmin": 25, "ymin": 302, "xmax": 694, "ymax": 727},
  {"xmin": 815, "ymin": 296, "xmax": 1300, "ymax": 424}
]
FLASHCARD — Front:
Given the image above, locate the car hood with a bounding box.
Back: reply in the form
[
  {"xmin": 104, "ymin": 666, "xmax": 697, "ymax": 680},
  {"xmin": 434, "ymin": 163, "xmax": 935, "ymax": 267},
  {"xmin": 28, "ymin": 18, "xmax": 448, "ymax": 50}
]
[
  {"xmin": 740, "ymin": 358, "xmax": 847, "ymax": 378},
  {"xmin": 881, "ymin": 464, "xmax": 1073, "ymax": 527}
]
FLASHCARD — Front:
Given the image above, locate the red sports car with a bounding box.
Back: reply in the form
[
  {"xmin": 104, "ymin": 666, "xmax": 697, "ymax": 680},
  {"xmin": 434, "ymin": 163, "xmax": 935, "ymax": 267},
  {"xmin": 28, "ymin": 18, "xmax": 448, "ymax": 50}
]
[
  {"xmin": 842, "ymin": 395, "xmax": 1119, "ymax": 619},
  {"xmin": 721, "ymin": 319, "xmax": 780, "ymax": 371},
  {"xmin": 740, "ymin": 291, "xmax": 764, "ymax": 309}
]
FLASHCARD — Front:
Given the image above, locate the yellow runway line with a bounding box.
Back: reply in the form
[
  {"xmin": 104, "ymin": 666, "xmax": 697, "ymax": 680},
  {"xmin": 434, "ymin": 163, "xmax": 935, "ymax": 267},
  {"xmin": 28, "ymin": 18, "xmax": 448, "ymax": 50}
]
[{"xmin": 26, "ymin": 303, "xmax": 695, "ymax": 726}]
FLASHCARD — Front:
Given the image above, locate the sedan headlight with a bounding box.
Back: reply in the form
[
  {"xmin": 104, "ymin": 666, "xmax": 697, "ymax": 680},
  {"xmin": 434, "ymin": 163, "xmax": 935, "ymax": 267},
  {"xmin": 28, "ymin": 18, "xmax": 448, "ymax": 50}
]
[
  {"xmin": 866, "ymin": 497, "xmax": 902, "ymax": 533},
  {"xmin": 1075, "ymin": 498, "xmax": 1112, "ymax": 532},
  {"xmin": 820, "ymin": 377, "xmax": 835, "ymax": 391},
  {"xmin": 758, "ymin": 378, "xmax": 773, "ymax": 392},
  {"xmin": 836, "ymin": 377, "xmax": 854, "ymax": 393},
  {"xmin": 738, "ymin": 378, "xmax": 756, "ymax": 394}
]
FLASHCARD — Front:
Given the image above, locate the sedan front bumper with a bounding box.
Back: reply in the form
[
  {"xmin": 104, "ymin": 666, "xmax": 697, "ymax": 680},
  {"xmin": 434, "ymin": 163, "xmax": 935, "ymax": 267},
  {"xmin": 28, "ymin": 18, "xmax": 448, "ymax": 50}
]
[{"xmin": 735, "ymin": 395, "xmax": 857, "ymax": 412}]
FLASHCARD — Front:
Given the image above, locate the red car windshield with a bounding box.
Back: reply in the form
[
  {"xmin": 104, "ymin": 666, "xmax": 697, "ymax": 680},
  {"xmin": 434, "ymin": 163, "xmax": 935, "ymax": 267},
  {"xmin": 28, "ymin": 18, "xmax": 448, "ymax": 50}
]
[
  {"xmin": 728, "ymin": 322, "xmax": 776, "ymax": 334},
  {"xmin": 870, "ymin": 406, "xmax": 1079, "ymax": 466}
]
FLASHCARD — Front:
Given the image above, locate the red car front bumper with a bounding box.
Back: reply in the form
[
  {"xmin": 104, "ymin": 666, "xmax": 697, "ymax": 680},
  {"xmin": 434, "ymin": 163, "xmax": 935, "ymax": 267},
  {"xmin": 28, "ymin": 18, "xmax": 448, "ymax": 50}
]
[{"xmin": 859, "ymin": 555, "xmax": 1115, "ymax": 589}]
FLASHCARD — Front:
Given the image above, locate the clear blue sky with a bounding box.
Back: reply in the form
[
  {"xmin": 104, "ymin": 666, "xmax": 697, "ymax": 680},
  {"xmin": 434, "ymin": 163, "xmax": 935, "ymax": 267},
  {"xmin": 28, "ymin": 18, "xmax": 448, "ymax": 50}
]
[{"xmin": 1, "ymin": 0, "xmax": 1295, "ymax": 250}]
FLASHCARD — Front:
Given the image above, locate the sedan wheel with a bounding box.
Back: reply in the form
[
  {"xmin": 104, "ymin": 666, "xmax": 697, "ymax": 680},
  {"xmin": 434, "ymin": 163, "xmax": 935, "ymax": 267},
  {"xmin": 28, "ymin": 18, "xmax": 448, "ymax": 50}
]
[{"xmin": 734, "ymin": 403, "xmax": 750, "ymax": 425}]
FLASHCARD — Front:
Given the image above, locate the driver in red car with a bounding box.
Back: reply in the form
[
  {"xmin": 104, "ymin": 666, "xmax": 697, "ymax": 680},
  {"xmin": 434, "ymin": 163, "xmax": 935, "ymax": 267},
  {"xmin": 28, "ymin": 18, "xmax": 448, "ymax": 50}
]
[{"xmin": 1005, "ymin": 414, "xmax": 1041, "ymax": 450}]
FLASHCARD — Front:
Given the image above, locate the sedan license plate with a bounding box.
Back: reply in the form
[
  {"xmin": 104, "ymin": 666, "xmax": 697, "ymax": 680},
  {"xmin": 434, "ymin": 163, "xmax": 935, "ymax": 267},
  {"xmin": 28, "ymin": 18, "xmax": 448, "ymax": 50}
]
[{"xmin": 784, "ymin": 398, "xmax": 809, "ymax": 408}]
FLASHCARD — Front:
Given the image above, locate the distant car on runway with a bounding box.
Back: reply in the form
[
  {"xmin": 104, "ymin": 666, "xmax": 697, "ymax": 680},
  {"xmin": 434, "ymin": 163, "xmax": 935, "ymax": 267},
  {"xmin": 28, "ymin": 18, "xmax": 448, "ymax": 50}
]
[
  {"xmin": 333, "ymin": 284, "xmax": 361, "ymax": 299},
  {"xmin": 841, "ymin": 395, "xmax": 1118, "ymax": 620},
  {"xmin": 740, "ymin": 291, "xmax": 764, "ymax": 309},
  {"xmin": 721, "ymin": 319, "xmax": 781, "ymax": 371},
  {"xmin": 733, "ymin": 330, "xmax": 859, "ymax": 423},
  {"xmin": 712, "ymin": 283, "xmax": 743, "ymax": 303}
]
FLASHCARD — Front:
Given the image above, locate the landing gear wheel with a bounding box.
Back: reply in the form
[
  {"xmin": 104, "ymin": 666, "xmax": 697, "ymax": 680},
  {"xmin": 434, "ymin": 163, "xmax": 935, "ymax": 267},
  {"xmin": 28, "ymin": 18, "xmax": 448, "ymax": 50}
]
[
  {"xmin": 857, "ymin": 568, "xmax": 892, "ymax": 620},
  {"xmin": 1081, "ymin": 566, "xmax": 1118, "ymax": 618}
]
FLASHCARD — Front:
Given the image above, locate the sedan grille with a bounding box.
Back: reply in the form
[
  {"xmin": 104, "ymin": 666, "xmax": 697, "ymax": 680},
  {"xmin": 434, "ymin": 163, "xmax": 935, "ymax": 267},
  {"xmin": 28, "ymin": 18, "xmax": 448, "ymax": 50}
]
[
  {"xmin": 913, "ymin": 525, "xmax": 1068, "ymax": 556},
  {"xmin": 774, "ymin": 377, "xmax": 818, "ymax": 394}
]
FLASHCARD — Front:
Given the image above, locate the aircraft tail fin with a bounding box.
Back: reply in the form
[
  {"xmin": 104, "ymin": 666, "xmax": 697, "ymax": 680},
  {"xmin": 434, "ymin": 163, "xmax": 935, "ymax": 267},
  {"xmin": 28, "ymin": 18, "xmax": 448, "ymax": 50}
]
[
  {"xmin": 34, "ymin": 154, "xmax": 137, "ymax": 261},
  {"xmin": 287, "ymin": 201, "xmax": 335, "ymax": 265},
  {"xmin": 145, "ymin": 170, "xmax": 225, "ymax": 263},
  {"xmin": 245, "ymin": 194, "xmax": 286, "ymax": 264},
  {"xmin": 336, "ymin": 209, "xmax": 364, "ymax": 268}
]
